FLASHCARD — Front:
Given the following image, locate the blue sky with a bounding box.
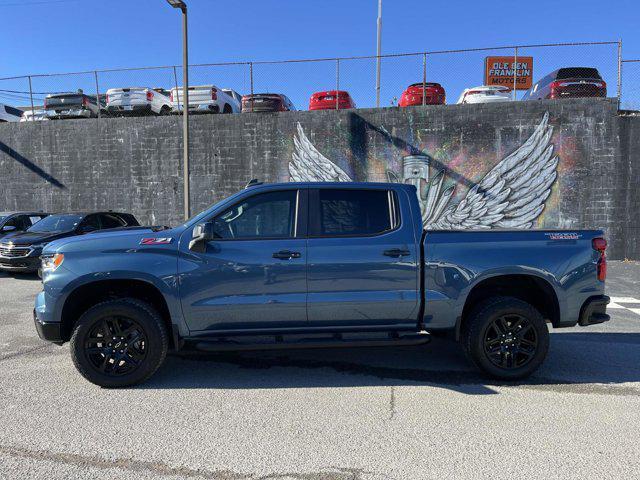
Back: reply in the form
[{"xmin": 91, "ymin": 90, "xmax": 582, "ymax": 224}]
[{"xmin": 0, "ymin": 0, "xmax": 638, "ymax": 108}]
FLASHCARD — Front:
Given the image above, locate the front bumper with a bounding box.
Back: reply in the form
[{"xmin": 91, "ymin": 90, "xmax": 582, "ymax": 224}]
[
  {"xmin": 578, "ymin": 295, "xmax": 610, "ymax": 326},
  {"xmin": 34, "ymin": 309, "xmax": 64, "ymax": 343},
  {"xmin": 0, "ymin": 255, "xmax": 40, "ymax": 273}
]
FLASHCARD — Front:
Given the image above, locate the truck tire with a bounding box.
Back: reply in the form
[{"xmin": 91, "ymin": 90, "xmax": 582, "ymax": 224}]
[
  {"xmin": 461, "ymin": 296, "xmax": 549, "ymax": 380},
  {"xmin": 70, "ymin": 298, "xmax": 168, "ymax": 388}
]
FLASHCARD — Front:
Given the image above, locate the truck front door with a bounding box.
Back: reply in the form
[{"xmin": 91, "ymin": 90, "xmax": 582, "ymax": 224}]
[
  {"xmin": 179, "ymin": 187, "xmax": 308, "ymax": 332},
  {"xmin": 306, "ymin": 186, "xmax": 420, "ymax": 327}
]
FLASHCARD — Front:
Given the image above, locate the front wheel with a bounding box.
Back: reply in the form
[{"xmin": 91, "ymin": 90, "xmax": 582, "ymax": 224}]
[
  {"xmin": 70, "ymin": 298, "xmax": 168, "ymax": 388},
  {"xmin": 461, "ymin": 297, "xmax": 549, "ymax": 380}
]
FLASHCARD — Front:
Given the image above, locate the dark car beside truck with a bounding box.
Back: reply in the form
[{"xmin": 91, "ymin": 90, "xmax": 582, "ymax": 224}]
[
  {"xmin": 0, "ymin": 211, "xmax": 138, "ymax": 273},
  {"xmin": 0, "ymin": 212, "xmax": 48, "ymax": 238},
  {"xmin": 33, "ymin": 182, "xmax": 609, "ymax": 388}
]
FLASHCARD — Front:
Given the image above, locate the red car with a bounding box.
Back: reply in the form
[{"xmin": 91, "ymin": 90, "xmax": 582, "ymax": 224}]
[
  {"xmin": 309, "ymin": 90, "xmax": 355, "ymax": 110},
  {"xmin": 399, "ymin": 82, "xmax": 446, "ymax": 107}
]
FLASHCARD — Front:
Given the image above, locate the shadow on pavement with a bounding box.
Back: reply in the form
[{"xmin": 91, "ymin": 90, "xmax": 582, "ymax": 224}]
[
  {"xmin": 0, "ymin": 271, "xmax": 40, "ymax": 281},
  {"xmin": 142, "ymin": 331, "xmax": 640, "ymax": 395}
]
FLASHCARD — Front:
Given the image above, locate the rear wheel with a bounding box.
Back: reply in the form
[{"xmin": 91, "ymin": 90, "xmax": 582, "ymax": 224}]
[
  {"xmin": 70, "ymin": 298, "xmax": 168, "ymax": 388},
  {"xmin": 222, "ymin": 104, "xmax": 232, "ymax": 114},
  {"xmin": 159, "ymin": 105, "xmax": 171, "ymax": 116},
  {"xmin": 461, "ymin": 296, "xmax": 549, "ymax": 380}
]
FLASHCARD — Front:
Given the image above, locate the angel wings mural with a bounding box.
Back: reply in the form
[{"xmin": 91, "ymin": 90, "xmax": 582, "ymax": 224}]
[{"xmin": 289, "ymin": 113, "xmax": 558, "ymax": 229}]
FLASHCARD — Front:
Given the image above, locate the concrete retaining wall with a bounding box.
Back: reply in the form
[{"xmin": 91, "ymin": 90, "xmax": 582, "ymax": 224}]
[{"xmin": 0, "ymin": 98, "xmax": 637, "ymax": 258}]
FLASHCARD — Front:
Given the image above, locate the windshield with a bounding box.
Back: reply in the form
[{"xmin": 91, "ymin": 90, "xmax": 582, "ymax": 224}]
[{"xmin": 27, "ymin": 214, "xmax": 82, "ymax": 233}]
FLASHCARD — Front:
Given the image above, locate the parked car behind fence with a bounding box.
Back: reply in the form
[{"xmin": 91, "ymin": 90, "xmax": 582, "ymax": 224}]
[
  {"xmin": 0, "ymin": 103, "xmax": 24, "ymax": 122},
  {"xmin": 398, "ymin": 83, "xmax": 446, "ymax": 107},
  {"xmin": 106, "ymin": 87, "xmax": 172, "ymax": 116},
  {"xmin": 44, "ymin": 91, "xmax": 102, "ymax": 119},
  {"xmin": 242, "ymin": 93, "xmax": 296, "ymax": 113},
  {"xmin": 456, "ymin": 85, "xmax": 512, "ymax": 104},
  {"xmin": 521, "ymin": 67, "xmax": 607, "ymax": 101},
  {"xmin": 170, "ymin": 85, "xmax": 241, "ymax": 114},
  {"xmin": 20, "ymin": 109, "xmax": 49, "ymax": 122},
  {"xmin": 309, "ymin": 90, "xmax": 356, "ymax": 110}
]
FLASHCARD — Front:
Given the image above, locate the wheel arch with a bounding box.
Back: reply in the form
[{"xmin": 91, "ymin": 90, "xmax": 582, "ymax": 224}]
[
  {"xmin": 60, "ymin": 278, "xmax": 178, "ymax": 349},
  {"xmin": 456, "ymin": 273, "xmax": 560, "ymax": 340}
]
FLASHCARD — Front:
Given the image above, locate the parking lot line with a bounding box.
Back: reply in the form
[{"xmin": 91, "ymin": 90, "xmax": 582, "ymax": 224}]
[{"xmin": 610, "ymin": 297, "xmax": 640, "ymax": 303}]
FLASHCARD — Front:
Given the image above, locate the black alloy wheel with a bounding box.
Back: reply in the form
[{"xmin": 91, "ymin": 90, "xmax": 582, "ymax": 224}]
[
  {"xmin": 84, "ymin": 316, "xmax": 148, "ymax": 376},
  {"xmin": 482, "ymin": 313, "xmax": 538, "ymax": 370}
]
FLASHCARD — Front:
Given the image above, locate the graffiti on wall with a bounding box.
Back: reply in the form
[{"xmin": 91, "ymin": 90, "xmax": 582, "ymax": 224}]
[{"xmin": 289, "ymin": 113, "xmax": 559, "ymax": 229}]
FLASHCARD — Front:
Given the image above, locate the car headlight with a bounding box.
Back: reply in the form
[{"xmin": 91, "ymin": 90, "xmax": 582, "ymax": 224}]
[{"xmin": 41, "ymin": 253, "xmax": 64, "ymax": 272}]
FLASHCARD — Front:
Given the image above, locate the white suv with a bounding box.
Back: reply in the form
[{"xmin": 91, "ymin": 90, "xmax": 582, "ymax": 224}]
[
  {"xmin": 170, "ymin": 85, "xmax": 241, "ymax": 114},
  {"xmin": 106, "ymin": 87, "xmax": 172, "ymax": 116}
]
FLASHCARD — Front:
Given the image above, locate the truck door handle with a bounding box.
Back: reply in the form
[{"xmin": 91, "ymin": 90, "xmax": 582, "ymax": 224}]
[
  {"xmin": 272, "ymin": 250, "xmax": 301, "ymax": 260},
  {"xmin": 383, "ymin": 248, "xmax": 410, "ymax": 258}
]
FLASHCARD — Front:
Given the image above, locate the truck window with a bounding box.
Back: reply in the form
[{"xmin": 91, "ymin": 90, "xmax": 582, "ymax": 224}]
[
  {"xmin": 212, "ymin": 190, "xmax": 297, "ymax": 240},
  {"xmin": 315, "ymin": 189, "xmax": 395, "ymax": 237}
]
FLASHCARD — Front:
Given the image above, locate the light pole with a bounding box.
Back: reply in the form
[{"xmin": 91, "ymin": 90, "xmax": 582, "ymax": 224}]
[
  {"xmin": 166, "ymin": 0, "xmax": 190, "ymax": 220},
  {"xmin": 375, "ymin": 0, "xmax": 382, "ymax": 108}
]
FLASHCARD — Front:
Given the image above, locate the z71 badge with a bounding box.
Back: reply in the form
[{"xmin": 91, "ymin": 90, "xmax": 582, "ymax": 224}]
[
  {"xmin": 544, "ymin": 232, "xmax": 582, "ymax": 240},
  {"xmin": 140, "ymin": 237, "xmax": 173, "ymax": 245}
]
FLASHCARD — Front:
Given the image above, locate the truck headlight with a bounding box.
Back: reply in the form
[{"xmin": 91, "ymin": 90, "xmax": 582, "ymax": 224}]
[{"xmin": 41, "ymin": 253, "xmax": 64, "ymax": 272}]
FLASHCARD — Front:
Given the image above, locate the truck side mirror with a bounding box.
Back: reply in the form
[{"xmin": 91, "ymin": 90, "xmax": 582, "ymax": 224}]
[
  {"xmin": 189, "ymin": 222, "xmax": 215, "ymax": 252},
  {"xmin": 1, "ymin": 225, "xmax": 16, "ymax": 233}
]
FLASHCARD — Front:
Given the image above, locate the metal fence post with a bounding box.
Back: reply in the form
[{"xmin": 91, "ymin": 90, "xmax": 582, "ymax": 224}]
[
  {"xmin": 172, "ymin": 66, "xmax": 180, "ymax": 115},
  {"xmin": 27, "ymin": 76, "xmax": 35, "ymax": 118},
  {"xmin": 94, "ymin": 71, "xmax": 101, "ymax": 119},
  {"xmin": 336, "ymin": 58, "xmax": 340, "ymax": 110},
  {"xmin": 249, "ymin": 62, "xmax": 254, "ymax": 112},
  {"xmin": 422, "ymin": 53, "xmax": 427, "ymax": 106},
  {"xmin": 617, "ymin": 40, "xmax": 623, "ymax": 109},
  {"xmin": 513, "ymin": 47, "xmax": 518, "ymax": 101}
]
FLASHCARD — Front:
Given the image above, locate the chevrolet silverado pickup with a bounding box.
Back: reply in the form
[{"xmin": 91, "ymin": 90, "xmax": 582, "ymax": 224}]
[{"xmin": 34, "ymin": 182, "xmax": 610, "ymax": 387}]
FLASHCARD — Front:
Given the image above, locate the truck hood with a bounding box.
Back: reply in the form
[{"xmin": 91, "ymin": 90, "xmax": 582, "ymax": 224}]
[{"xmin": 43, "ymin": 225, "xmax": 185, "ymax": 255}]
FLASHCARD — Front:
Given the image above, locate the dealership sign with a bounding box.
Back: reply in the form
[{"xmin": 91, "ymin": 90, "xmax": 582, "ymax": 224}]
[{"xmin": 484, "ymin": 56, "xmax": 534, "ymax": 90}]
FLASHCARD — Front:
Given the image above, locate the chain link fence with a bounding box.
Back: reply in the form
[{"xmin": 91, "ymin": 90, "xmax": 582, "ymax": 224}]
[
  {"xmin": 621, "ymin": 60, "xmax": 640, "ymax": 110},
  {"xmin": 0, "ymin": 40, "xmax": 630, "ymax": 121}
]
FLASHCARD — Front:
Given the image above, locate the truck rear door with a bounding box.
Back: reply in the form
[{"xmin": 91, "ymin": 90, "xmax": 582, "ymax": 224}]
[{"xmin": 306, "ymin": 186, "xmax": 420, "ymax": 327}]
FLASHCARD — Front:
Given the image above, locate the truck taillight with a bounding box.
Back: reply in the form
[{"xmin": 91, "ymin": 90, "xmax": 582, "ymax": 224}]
[
  {"xmin": 212, "ymin": 89, "xmax": 217, "ymax": 101},
  {"xmin": 592, "ymin": 237, "xmax": 607, "ymax": 281},
  {"xmin": 82, "ymin": 97, "xmax": 89, "ymax": 107},
  {"xmin": 146, "ymin": 90, "xmax": 154, "ymax": 101},
  {"xmin": 170, "ymin": 91, "xmax": 174, "ymax": 102},
  {"xmin": 105, "ymin": 93, "xmax": 109, "ymax": 103}
]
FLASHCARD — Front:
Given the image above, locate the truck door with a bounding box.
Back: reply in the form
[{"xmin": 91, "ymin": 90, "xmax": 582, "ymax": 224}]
[
  {"xmin": 306, "ymin": 186, "xmax": 420, "ymax": 327},
  {"xmin": 179, "ymin": 187, "xmax": 308, "ymax": 332}
]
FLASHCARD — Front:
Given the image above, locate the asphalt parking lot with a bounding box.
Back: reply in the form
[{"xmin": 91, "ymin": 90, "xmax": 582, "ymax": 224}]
[{"xmin": 1, "ymin": 261, "xmax": 639, "ymax": 479}]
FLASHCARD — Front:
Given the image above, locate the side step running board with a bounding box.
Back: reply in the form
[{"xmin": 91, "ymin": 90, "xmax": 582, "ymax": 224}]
[{"xmin": 191, "ymin": 332, "xmax": 431, "ymax": 353}]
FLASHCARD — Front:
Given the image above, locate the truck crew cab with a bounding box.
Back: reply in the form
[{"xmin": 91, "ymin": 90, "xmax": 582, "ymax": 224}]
[{"xmin": 34, "ymin": 182, "xmax": 610, "ymax": 387}]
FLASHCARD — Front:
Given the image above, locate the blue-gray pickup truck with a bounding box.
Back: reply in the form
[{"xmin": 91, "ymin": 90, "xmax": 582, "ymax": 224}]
[{"xmin": 34, "ymin": 182, "xmax": 610, "ymax": 387}]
